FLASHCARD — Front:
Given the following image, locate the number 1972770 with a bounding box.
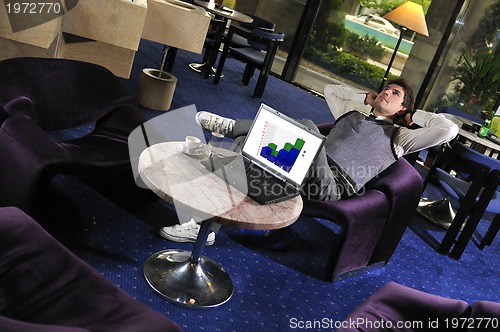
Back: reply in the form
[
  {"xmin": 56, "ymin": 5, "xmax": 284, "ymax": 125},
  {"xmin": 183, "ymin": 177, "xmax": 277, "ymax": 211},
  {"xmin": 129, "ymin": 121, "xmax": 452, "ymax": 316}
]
[{"xmin": 5, "ymin": 2, "xmax": 62, "ymax": 14}]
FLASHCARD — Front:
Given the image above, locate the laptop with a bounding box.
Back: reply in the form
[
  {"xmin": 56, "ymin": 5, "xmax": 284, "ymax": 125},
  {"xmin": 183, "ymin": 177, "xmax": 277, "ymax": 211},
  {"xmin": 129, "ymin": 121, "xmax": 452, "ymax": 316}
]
[{"xmin": 202, "ymin": 103, "xmax": 325, "ymax": 205}]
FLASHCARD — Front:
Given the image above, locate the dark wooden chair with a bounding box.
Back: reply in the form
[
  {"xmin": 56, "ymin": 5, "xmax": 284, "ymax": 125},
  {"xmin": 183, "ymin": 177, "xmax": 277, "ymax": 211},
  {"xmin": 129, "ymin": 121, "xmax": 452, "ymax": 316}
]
[
  {"xmin": 421, "ymin": 141, "xmax": 500, "ymax": 259},
  {"xmin": 223, "ymin": 13, "xmax": 276, "ymax": 49},
  {"xmin": 213, "ymin": 24, "xmax": 284, "ymax": 98}
]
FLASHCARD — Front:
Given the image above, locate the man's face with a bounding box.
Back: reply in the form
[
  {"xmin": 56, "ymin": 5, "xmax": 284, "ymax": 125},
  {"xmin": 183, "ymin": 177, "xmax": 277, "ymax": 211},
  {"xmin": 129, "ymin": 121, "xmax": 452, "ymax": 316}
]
[{"xmin": 372, "ymin": 84, "xmax": 407, "ymax": 118}]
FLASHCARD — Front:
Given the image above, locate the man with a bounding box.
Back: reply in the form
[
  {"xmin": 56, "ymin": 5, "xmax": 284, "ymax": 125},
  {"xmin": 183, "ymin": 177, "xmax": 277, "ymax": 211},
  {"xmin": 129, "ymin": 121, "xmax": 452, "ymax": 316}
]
[
  {"xmin": 160, "ymin": 79, "xmax": 458, "ymax": 245},
  {"xmin": 195, "ymin": 79, "xmax": 458, "ymax": 201}
]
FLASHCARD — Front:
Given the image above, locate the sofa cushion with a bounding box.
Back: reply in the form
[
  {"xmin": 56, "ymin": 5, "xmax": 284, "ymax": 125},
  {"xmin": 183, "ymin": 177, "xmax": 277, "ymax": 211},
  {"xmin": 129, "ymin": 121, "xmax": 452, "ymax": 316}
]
[
  {"xmin": 0, "ymin": 57, "xmax": 134, "ymax": 131},
  {"xmin": 470, "ymin": 300, "xmax": 500, "ymax": 319},
  {"xmin": 0, "ymin": 206, "xmax": 180, "ymax": 332},
  {"xmin": 0, "ymin": 103, "xmax": 8, "ymax": 124},
  {"xmin": 337, "ymin": 282, "xmax": 470, "ymax": 331}
]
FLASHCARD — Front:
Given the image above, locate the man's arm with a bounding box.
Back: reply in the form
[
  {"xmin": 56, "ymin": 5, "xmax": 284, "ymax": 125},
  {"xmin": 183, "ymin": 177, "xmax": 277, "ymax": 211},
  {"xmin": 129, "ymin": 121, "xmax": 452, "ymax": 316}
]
[
  {"xmin": 394, "ymin": 110, "xmax": 459, "ymax": 157},
  {"xmin": 323, "ymin": 85, "xmax": 369, "ymax": 120}
]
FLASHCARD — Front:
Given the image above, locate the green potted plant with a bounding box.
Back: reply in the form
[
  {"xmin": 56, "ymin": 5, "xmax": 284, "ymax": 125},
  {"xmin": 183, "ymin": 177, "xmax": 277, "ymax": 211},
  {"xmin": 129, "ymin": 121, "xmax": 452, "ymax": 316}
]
[{"xmin": 451, "ymin": 49, "xmax": 500, "ymax": 115}]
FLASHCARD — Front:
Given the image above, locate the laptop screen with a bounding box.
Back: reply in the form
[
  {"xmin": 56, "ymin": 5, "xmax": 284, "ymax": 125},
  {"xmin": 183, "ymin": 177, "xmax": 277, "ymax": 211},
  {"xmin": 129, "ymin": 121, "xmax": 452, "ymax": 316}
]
[{"xmin": 242, "ymin": 104, "xmax": 325, "ymax": 186}]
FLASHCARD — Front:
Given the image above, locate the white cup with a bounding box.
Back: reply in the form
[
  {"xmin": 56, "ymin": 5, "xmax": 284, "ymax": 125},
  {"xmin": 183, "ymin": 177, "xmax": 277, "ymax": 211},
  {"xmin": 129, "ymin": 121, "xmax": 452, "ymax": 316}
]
[{"xmin": 184, "ymin": 135, "xmax": 202, "ymax": 152}]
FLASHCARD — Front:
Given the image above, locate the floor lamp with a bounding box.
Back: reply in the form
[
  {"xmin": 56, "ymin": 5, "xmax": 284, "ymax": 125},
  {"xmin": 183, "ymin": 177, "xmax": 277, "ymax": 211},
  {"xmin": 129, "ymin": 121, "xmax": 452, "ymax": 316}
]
[{"xmin": 378, "ymin": 1, "xmax": 429, "ymax": 92}]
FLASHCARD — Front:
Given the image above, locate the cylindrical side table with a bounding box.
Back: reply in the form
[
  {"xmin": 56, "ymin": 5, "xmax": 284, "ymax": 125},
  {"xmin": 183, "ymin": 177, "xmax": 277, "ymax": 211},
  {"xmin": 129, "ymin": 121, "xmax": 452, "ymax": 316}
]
[{"xmin": 137, "ymin": 68, "xmax": 177, "ymax": 111}]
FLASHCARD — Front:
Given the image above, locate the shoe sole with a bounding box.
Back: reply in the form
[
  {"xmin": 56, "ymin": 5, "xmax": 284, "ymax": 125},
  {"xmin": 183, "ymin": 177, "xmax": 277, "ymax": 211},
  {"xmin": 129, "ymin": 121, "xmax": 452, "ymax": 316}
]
[{"xmin": 159, "ymin": 229, "xmax": 215, "ymax": 246}]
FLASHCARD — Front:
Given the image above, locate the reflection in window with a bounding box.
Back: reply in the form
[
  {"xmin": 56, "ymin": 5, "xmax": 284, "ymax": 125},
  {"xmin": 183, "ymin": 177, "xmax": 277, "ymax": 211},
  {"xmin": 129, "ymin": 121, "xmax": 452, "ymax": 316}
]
[
  {"xmin": 296, "ymin": 1, "xmax": 431, "ymax": 93},
  {"xmin": 424, "ymin": 0, "xmax": 499, "ymax": 117}
]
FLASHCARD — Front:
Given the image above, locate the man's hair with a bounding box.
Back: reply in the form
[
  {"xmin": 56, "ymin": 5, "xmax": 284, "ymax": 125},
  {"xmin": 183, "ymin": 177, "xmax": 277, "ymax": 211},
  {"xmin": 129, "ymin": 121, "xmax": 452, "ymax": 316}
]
[{"xmin": 387, "ymin": 78, "xmax": 415, "ymax": 113}]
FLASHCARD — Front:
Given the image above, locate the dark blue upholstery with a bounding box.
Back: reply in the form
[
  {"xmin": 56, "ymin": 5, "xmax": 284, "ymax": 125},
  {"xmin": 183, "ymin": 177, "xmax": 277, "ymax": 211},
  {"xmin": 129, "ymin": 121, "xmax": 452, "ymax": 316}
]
[
  {"xmin": 226, "ymin": 13, "xmax": 276, "ymax": 48},
  {"xmin": 436, "ymin": 106, "xmax": 483, "ymax": 124},
  {"xmin": 239, "ymin": 13, "xmax": 276, "ymax": 31},
  {"xmin": 453, "ymin": 141, "xmax": 500, "ymax": 175},
  {"xmin": 423, "ymin": 141, "xmax": 500, "ymax": 259}
]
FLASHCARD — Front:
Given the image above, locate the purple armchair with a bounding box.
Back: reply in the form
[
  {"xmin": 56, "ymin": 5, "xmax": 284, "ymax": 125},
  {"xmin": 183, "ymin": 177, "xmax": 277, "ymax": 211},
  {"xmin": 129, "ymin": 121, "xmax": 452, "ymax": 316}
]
[
  {"xmin": 337, "ymin": 282, "xmax": 500, "ymax": 331},
  {"xmin": 302, "ymin": 123, "xmax": 423, "ymax": 281},
  {"xmin": 0, "ymin": 206, "xmax": 180, "ymax": 331},
  {"xmin": 0, "ymin": 57, "xmax": 146, "ymax": 217}
]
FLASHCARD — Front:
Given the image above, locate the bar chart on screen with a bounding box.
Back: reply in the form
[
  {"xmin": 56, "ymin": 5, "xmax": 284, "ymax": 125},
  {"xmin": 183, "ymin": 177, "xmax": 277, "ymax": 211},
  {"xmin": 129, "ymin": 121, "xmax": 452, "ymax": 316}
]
[{"xmin": 258, "ymin": 122, "xmax": 306, "ymax": 172}]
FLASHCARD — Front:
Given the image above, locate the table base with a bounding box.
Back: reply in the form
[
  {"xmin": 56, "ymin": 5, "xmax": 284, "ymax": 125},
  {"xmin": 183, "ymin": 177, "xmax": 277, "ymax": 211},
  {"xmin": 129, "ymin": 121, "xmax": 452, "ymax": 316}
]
[
  {"xmin": 189, "ymin": 62, "xmax": 223, "ymax": 77},
  {"xmin": 416, "ymin": 197, "xmax": 464, "ymax": 230},
  {"xmin": 144, "ymin": 249, "xmax": 234, "ymax": 308}
]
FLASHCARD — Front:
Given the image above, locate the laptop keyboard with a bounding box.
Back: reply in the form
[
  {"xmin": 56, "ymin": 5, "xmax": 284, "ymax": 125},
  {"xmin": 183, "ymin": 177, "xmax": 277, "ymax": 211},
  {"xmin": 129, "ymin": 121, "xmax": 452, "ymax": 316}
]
[
  {"xmin": 228, "ymin": 158, "xmax": 279, "ymax": 193},
  {"xmin": 202, "ymin": 156, "xmax": 290, "ymax": 195},
  {"xmin": 243, "ymin": 159, "xmax": 299, "ymax": 197}
]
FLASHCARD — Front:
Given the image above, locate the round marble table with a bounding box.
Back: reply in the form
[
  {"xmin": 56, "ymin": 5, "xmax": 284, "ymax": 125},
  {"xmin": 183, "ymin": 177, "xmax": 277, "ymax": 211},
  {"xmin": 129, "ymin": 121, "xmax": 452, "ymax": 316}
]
[
  {"xmin": 194, "ymin": 0, "xmax": 253, "ymax": 24},
  {"xmin": 138, "ymin": 142, "xmax": 302, "ymax": 308}
]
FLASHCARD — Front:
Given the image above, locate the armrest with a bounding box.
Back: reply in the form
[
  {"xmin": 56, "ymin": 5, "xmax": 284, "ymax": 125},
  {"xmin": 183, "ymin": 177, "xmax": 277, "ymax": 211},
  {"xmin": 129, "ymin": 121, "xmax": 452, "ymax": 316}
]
[
  {"xmin": 0, "ymin": 114, "xmax": 64, "ymax": 212},
  {"xmin": 3, "ymin": 96, "xmax": 33, "ymax": 114},
  {"xmin": 225, "ymin": 23, "xmax": 252, "ymax": 45},
  {"xmin": 338, "ymin": 282, "xmax": 470, "ymax": 331},
  {"xmin": 366, "ymin": 158, "xmax": 423, "ymax": 264},
  {"xmin": 316, "ymin": 122, "xmax": 334, "ymax": 136},
  {"xmin": 470, "ymin": 301, "xmax": 500, "ymax": 319},
  {"xmin": 303, "ymin": 190, "xmax": 391, "ymax": 278},
  {"xmin": 0, "ymin": 113, "xmax": 63, "ymax": 160},
  {"xmin": 0, "ymin": 206, "xmax": 180, "ymax": 331},
  {"xmin": 0, "ymin": 104, "xmax": 7, "ymax": 124},
  {"xmin": 366, "ymin": 158, "xmax": 423, "ymax": 199}
]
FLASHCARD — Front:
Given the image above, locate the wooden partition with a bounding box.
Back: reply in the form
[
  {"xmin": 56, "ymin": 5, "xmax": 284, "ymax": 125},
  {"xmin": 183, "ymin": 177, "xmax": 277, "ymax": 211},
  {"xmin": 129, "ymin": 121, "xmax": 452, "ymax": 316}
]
[
  {"xmin": 0, "ymin": 1, "xmax": 61, "ymax": 60},
  {"xmin": 142, "ymin": 0, "xmax": 211, "ymax": 54},
  {"xmin": 61, "ymin": 0, "xmax": 148, "ymax": 51},
  {"xmin": 0, "ymin": 0, "xmax": 212, "ymax": 79}
]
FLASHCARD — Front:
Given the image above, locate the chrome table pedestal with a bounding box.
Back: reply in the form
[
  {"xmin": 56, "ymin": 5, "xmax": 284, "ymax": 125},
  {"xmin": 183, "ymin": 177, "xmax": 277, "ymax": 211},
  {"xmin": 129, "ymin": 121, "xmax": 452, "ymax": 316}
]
[
  {"xmin": 144, "ymin": 218, "xmax": 233, "ymax": 308},
  {"xmin": 417, "ymin": 197, "xmax": 457, "ymax": 229},
  {"xmin": 188, "ymin": 62, "xmax": 223, "ymax": 77}
]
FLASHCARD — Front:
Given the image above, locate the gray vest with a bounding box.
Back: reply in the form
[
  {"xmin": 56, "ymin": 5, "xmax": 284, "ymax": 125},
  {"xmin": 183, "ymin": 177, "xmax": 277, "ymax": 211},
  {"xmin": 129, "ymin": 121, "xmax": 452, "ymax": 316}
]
[{"xmin": 325, "ymin": 111, "xmax": 398, "ymax": 195}]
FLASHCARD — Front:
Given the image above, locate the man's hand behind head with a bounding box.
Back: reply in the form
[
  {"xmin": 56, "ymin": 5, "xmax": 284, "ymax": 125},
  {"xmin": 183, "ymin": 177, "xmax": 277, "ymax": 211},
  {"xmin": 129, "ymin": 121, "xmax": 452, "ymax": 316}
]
[{"xmin": 364, "ymin": 92, "xmax": 377, "ymax": 107}]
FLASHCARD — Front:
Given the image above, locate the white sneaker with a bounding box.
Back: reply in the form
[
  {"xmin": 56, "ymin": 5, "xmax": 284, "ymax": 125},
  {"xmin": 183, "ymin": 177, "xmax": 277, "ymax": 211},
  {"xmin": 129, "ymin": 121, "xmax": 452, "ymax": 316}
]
[
  {"xmin": 159, "ymin": 219, "xmax": 215, "ymax": 245},
  {"xmin": 195, "ymin": 111, "xmax": 235, "ymax": 136}
]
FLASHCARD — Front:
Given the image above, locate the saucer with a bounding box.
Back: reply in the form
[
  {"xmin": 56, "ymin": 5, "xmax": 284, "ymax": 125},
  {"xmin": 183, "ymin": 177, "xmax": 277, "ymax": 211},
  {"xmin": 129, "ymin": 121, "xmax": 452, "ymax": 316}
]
[
  {"xmin": 179, "ymin": 144, "xmax": 206, "ymax": 157},
  {"xmin": 185, "ymin": 148, "xmax": 205, "ymax": 156}
]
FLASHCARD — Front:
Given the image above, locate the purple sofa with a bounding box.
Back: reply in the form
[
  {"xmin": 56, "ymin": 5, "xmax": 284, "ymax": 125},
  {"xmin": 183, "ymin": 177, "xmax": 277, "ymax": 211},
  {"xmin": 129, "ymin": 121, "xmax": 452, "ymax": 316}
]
[
  {"xmin": 0, "ymin": 57, "xmax": 147, "ymax": 217},
  {"xmin": 302, "ymin": 123, "xmax": 423, "ymax": 281},
  {"xmin": 0, "ymin": 206, "xmax": 180, "ymax": 332},
  {"xmin": 337, "ymin": 282, "xmax": 500, "ymax": 331}
]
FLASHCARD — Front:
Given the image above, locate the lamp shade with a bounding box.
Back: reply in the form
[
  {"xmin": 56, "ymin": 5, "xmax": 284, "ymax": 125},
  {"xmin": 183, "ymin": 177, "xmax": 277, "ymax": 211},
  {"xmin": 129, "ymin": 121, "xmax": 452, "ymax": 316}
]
[{"xmin": 383, "ymin": 1, "xmax": 429, "ymax": 36}]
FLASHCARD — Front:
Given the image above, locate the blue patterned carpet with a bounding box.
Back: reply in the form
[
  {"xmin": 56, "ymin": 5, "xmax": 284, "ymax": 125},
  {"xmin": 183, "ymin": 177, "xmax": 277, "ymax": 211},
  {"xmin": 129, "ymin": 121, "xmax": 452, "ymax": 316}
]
[{"xmin": 45, "ymin": 40, "xmax": 499, "ymax": 331}]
